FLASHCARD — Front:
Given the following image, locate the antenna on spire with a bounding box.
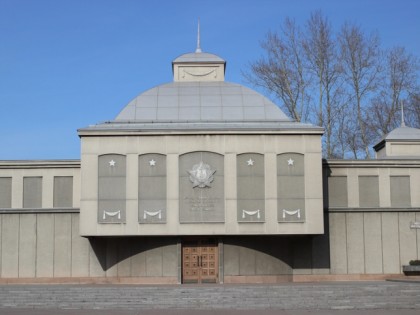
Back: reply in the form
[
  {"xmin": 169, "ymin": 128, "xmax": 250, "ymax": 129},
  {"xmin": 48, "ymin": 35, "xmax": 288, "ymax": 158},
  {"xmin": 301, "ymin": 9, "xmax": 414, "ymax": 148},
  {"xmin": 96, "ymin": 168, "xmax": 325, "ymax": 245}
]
[
  {"xmin": 401, "ymin": 100, "xmax": 406, "ymax": 127},
  {"xmin": 195, "ymin": 18, "xmax": 202, "ymax": 53}
]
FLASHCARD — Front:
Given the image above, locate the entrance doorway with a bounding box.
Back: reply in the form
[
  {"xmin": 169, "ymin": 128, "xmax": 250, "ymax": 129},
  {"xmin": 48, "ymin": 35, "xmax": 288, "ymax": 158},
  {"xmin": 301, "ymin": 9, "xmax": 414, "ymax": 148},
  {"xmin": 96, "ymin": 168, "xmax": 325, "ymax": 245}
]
[{"xmin": 182, "ymin": 239, "xmax": 218, "ymax": 284}]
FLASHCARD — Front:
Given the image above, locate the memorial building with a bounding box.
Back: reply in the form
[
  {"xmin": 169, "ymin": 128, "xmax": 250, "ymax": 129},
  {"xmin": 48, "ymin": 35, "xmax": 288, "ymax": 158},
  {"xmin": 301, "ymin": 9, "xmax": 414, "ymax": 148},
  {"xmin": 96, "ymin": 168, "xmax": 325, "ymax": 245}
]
[{"xmin": 0, "ymin": 40, "xmax": 419, "ymax": 283}]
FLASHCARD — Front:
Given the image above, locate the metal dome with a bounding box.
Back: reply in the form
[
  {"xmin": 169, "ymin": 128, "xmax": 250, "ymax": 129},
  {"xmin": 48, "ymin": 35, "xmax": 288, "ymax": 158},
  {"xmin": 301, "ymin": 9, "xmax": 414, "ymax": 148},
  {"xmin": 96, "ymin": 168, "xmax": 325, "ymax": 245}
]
[{"xmin": 114, "ymin": 81, "xmax": 291, "ymax": 122}]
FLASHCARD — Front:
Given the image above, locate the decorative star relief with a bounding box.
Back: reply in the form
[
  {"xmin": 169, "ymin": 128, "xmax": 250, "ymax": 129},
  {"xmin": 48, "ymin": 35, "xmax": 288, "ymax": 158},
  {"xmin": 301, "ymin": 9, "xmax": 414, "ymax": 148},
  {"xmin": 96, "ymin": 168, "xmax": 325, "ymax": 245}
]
[
  {"xmin": 247, "ymin": 159, "xmax": 254, "ymax": 166},
  {"xmin": 109, "ymin": 160, "xmax": 116, "ymax": 167},
  {"xmin": 188, "ymin": 161, "xmax": 216, "ymax": 188},
  {"xmin": 287, "ymin": 158, "xmax": 294, "ymax": 166},
  {"xmin": 149, "ymin": 159, "xmax": 156, "ymax": 166}
]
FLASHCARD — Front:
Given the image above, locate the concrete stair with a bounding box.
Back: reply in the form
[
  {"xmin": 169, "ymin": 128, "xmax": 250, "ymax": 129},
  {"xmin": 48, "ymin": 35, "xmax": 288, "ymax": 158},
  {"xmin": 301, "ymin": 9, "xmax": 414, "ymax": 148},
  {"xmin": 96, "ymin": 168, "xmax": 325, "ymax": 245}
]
[{"xmin": 0, "ymin": 282, "xmax": 419, "ymax": 310}]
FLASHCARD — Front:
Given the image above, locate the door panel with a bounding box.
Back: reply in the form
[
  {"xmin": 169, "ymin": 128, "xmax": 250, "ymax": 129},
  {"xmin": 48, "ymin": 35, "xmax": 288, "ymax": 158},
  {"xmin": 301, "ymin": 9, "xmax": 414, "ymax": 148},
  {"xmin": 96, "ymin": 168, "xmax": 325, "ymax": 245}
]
[{"xmin": 182, "ymin": 240, "xmax": 218, "ymax": 284}]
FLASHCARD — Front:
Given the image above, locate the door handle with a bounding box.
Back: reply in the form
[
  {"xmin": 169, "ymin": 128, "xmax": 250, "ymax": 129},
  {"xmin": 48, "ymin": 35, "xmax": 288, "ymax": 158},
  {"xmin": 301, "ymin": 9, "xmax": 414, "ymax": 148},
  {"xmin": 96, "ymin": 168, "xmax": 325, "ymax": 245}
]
[{"xmin": 199, "ymin": 256, "xmax": 202, "ymax": 267}]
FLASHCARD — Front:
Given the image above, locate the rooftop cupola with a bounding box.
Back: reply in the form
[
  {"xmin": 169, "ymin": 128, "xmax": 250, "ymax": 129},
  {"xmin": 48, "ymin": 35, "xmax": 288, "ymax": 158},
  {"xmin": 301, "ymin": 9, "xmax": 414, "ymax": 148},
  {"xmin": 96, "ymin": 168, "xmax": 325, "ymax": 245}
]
[
  {"xmin": 172, "ymin": 21, "xmax": 226, "ymax": 82},
  {"xmin": 373, "ymin": 103, "xmax": 420, "ymax": 158}
]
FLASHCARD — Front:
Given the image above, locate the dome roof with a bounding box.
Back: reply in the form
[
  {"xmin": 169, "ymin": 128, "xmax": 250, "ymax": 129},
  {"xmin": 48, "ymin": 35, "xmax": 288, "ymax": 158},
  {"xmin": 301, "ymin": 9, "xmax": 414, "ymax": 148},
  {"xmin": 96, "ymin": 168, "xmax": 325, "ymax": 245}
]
[
  {"xmin": 373, "ymin": 125, "xmax": 420, "ymax": 154},
  {"xmin": 79, "ymin": 46, "xmax": 323, "ymax": 134},
  {"xmin": 115, "ymin": 81, "xmax": 290, "ymax": 122},
  {"xmin": 383, "ymin": 126, "xmax": 420, "ymax": 140},
  {"xmin": 173, "ymin": 52, "xmax": 225, "ymax": 63}
]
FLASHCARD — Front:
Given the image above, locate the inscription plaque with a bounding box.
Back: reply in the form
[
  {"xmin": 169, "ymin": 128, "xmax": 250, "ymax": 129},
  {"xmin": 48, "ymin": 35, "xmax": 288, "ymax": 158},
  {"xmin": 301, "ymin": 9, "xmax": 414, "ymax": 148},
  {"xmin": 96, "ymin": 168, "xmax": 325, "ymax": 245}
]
[{"xmin": 185, "ymin": 196, "xmax": 221, "ymax": 212}]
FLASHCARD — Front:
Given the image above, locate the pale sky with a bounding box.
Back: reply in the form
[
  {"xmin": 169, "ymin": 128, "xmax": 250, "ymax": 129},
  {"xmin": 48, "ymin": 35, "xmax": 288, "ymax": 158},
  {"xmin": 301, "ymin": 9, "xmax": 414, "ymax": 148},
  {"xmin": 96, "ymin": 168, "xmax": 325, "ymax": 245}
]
[{"xmin": 1, "ymin": 0, "xmax": 419, "ymax": 159}]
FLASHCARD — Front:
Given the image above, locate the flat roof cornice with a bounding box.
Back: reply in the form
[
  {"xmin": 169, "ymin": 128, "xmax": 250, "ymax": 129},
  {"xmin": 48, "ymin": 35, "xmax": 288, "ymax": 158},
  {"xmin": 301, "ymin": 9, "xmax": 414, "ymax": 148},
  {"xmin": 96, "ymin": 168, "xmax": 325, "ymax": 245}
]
[
  {"xmin": 78, "ymin": 121, "xmax": 324, "ymax": 137},
  {"xmin": 0, "ymin": 160, "xmax": 80, "ymax": 169},
  {"xmin": 324, "ymin": 159, "xmax": 420, "ymax": 168},
  {"xmin": 78, "ymin": 128, "xmax": 324, "ymax": 137}
]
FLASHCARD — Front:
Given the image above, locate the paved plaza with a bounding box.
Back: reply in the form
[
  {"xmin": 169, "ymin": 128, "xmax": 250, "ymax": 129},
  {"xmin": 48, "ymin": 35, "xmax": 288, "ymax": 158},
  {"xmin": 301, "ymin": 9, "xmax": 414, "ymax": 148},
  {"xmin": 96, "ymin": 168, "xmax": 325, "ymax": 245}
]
[{"xmin": 0, "ymin": 281, "xmax": 419, "ymax": 314}]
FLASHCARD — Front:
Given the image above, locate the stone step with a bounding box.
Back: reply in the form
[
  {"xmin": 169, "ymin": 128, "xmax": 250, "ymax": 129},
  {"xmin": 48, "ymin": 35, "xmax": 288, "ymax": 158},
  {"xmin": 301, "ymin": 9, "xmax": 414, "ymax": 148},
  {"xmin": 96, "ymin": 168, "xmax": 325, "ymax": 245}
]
[{"xmin": 0, "ymin": 282, "xmax": 419, "ymax": 310}]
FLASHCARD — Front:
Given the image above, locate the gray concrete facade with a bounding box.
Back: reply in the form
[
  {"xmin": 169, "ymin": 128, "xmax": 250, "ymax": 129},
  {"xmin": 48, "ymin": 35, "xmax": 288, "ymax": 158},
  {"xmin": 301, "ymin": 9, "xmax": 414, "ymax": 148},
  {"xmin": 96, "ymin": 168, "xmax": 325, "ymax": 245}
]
[{"xmin": 0, "ymin": 158, "xmax": 419, "ymax": 282}]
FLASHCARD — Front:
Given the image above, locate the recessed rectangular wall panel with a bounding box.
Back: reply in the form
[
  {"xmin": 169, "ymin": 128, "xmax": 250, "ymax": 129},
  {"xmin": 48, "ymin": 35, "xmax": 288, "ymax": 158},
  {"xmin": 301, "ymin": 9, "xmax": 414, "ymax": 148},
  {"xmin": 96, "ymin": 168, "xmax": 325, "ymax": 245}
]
[
  {"xmin": 364, "ymin": 213, "xmax": 383, "ymax": 274},
  {"xmin": 36, "ymin": 214, "xmax": 54, "ymax": 277},
  {"xmin": 53, "ymin": 176, "xmax": 73, "ymax": 208},
  {"xmin": 398, "ymin": 212, "xmax": 417, "ymax": 268},
  {"xmin": 328, "ymin": 176, "xmax": 348, "ymax": 208},
  {"xmin": 146, "ymin": 246, "xmax": 163, "ymax": 277},
  {"xmin": 277, "ymin": 153, "xmax": 305, "ymax": 222},
  {"xmin": 131, "ymin": 242, "xmax": 147, "ymax": 276},
  {"xmin": 346, "ymin": 213, "xmax": 365, "ymax": 274},
  {"xmin": 223, "ymin": 243, "xmax": 240, "ymax": 276},
  {"xmin": 1, "ymin": 214, "xmax": 19, "ymax": 277},
  {"xmin": 237, "ymin": 153, "xmax": 264, "ymax": 222},
  {"xmin": 359, "ymin": 176, "xmax": 379, "ymax": 208},
  {"xmin": 54, "ymin": 213, "xmax": 72, "ymax": 277},
  {"xmin": 98, "ymin": 155, "xmax": 126, "ymax": 223},
  {"xmin": 329, "ymin": 213, "xmax": 347, "ymax": 274},
  {"xmin": 162, "ymin": 244, "xmax": 178, "ymax": 276},
  {"xmin": 23, "ymin": 177, "xmax": 42, "ymax": 208},
  {"xmin": 139, "ymin": 154, "xmax": 167, "ymax": 223},
  {"xmin": 71, "ymin": 213, "xmax": 89, "ymax": 277},
  {"xmin": 381, "ymin": 212, "xmax": 400, "ymax": 274},
  {"xmin": 0, "ymin": 178, "xmax": 12, "ymax": 208},
  {"xmin": 390, "ymin": 176, "xmax": 411, "ymax": 207},
  {"xmin": 117, "ymin": 240, "xmax": 131, "ymax": 277},
  {"xmin": 18, "ymin": 214, "xmax": 36, "ymax": 277}
]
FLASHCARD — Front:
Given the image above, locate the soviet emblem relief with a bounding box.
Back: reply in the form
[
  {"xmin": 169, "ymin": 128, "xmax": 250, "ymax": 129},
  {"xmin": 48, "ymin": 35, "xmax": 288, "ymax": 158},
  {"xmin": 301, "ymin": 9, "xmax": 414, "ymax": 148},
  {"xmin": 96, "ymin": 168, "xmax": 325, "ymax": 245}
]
[{"xmin": 188, "ymin": 161, "xmax": 216, "ymax": 188}]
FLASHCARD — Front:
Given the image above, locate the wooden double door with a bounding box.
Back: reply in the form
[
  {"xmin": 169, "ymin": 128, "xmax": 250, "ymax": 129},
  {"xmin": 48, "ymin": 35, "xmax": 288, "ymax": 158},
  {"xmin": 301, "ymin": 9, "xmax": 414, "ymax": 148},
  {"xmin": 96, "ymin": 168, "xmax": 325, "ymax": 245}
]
[{"xmin": 182, "ymin": 239, "xmax": 218, "ymax": 284}]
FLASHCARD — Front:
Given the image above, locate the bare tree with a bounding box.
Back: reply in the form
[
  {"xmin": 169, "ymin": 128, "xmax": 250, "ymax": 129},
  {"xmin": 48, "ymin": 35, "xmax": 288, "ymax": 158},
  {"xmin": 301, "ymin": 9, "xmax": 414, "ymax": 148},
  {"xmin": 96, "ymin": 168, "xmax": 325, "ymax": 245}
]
[
  {"xmin": 406, "ymin": 92, "xmax": 420, "ymax": 127},
  {"xmin": 367, "ymin": 95, "xmax": 398, "ymax": 135},
  {"xmin": 343, "ymin": 114, "xmax": 363, "ymax": 159},
  {"xmin": 368, "ymin": 47, "xmax": 420, "ymax": 136},
  {"xmin": 303, "ymin": 11, "xmax": 345, "ymax": 158},
  {"xmin": 244, "ymin": 18, "xmax": 310, "ymax": 122},
  {"xmin": 245, "ymin": 12, "xmax": 420, "ymax": 159},
  {"xmin": 333, "ymin": 102, "xmax": 353, "ymax": 158},
  {"xmin": 339, "ymin": 23, "xmax": 382, "ymax": 158},
  {"xmin": 303, "ymin": 11, "xmax": 331, "ymax": 126}
]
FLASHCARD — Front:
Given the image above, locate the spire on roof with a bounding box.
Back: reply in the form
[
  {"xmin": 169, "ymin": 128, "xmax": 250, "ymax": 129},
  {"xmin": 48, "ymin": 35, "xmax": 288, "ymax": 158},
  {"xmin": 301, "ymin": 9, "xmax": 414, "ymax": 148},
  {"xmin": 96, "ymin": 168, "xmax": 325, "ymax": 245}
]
[
  {"xmin": 401, "ymin": 100, "xmax": 406, "ymax": 127},
  {"xmin": 195, "ymin": 18, "xmax": 202, "ymax": 53}
]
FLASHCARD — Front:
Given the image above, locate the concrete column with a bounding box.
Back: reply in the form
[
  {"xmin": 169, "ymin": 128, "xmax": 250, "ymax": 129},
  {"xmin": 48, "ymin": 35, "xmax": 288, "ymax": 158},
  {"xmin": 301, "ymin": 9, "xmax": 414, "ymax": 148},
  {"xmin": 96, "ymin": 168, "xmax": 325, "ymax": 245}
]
[
  {"xmin": 329, "ymin": 213, "xmax": 347, "ymax": 274},
  {"xmin": 72, "ymin": 169, "xmax": 81, "ymax": 208},
  {"xmin": 265, "ymin": 153, "xmax": 277, "ymax": 232},
  {"xmin": 36, "ymin": 214, "xmax": 54, "ymax": 277},
  {"xmin": 167, "ymin": 154, "xmax": 179, "ymax": 225},
  {"xmin": 1, "ymin": 214, "xmax": 19, "ymax": 277},
  {"xmin": 379, "ymin": 168, "xmax": 391, "ymax": 207},
  {"xmin": 19, "ymin": 214, "xmax": 36, "ymax": 277},
  {"xmin": 411, "ymin": 169, "xmax": 420, "ymax": 207},
  {"xmin": 346, "ymin": 213, "xmax": 365, "ymax": 274},
  {"xmin": 225, "ymin": 153, "xmax": 236, "ymax": 229},
  {"xmin": 218, "ymin": 238, "xmax": 224, "ymax": 284},
  {"xmin": 126, "ymin": 153, "xmax": 138, "ymax": 232},
  {"xmin": 12, "ymin": 174, "xmax": 23, "ymax": 208},
  {"xmin": 381, "ymin": 212, "xmax": 400, "ymax": 274},
  {"xmin": 43, "ymin": 173, "xmax": 54, "ymax": 208},
  {"xmin": 79, "ymin": 154, "xmax": 98, "ymax": 235},
  {"xmin": 347, "ymin": 169, "xmax": 359, "ymax": 208}
]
